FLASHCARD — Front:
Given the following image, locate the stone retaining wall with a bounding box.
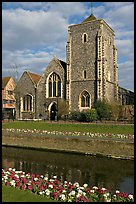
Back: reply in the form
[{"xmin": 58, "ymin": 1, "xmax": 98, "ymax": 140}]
[{"xmin": 2, "ymin": 133, "xmax": 134, "ymax": 160}]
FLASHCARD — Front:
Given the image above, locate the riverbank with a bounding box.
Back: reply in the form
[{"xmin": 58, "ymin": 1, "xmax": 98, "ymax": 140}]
[{"xmin": 2, "ymin": 132, "xmax": 134, "ymax": 160}]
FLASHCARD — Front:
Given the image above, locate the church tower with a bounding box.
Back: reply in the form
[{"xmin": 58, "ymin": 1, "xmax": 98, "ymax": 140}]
[{"xmin": 66, "ymin": 14, "xmax": 118, "ymax": 112}]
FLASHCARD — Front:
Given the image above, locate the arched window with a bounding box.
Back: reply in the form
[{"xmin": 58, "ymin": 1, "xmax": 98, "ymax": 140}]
[
  {"xmin": 23, "ymin": 95, "xmax": 32, "ymax": 111},
  {"xmin": 48, "ymin": 73, "xmax": 61, "ymax": 97},
  {"xmin": 81, "ymin": 91, "xmax": 90, "ymax": 107}
]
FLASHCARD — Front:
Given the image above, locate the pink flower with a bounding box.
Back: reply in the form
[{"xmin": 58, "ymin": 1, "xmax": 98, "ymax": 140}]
[
  {"xmin": 53, "ymin": 191, "xmax": 59, "ymax": 199},
  {"xmin": 39, "ymin": 185, "xmax": 45, "ymax": 191},
  {"xmin": 21, "ymin": 184, "xmax": 27, "ymax": 190},
  {"xmin": 28, "ymin": 185, "xmax": 32, "ymax": 191}
]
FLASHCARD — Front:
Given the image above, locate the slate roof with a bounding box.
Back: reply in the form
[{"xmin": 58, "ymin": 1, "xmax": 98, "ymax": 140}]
[
  {"xmin": 58, "ymin": 59, "xmax": 67, "ymax": 71},
  {"xmin": 27, "ymin": 72, "xmax": 41, "ymax": 85},
  {"xmin": 82, "ymin": 14, "xmax": 97, "ymax": 24}
]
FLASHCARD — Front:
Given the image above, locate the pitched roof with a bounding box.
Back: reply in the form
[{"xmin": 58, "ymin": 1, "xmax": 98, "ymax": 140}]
[
  {"xmin": 81, "ymin": 14, "xmax": 97, "ymax": 24},
  {"xmin": 2, "ymin": 76, "xmax": 11, "ymax": 89},
  {"xmin": 27, "ymin": 71, "xmax": 41, "ymax": 85},
  {"xmin": 58, "ymin": 59, "xmax": 67, "ymax": 71}
]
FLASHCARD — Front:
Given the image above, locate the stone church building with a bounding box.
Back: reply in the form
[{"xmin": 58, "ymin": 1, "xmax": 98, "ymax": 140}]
[{"xmin": 15, "ymin": 14, "xmax": 134, "ymax": 120}]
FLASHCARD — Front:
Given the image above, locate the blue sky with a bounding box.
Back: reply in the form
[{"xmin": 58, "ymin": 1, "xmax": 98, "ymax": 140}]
[{"xmin": 2, "ymin": 2, "xmax": 134, "ymax": 92}]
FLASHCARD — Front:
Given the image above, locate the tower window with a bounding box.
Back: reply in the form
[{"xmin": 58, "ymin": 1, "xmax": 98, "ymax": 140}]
[
  {"xmin": 82, "ymin": 33, "xmax": 88, "ymax": 43},
  {"xmin": 83, "ymin": 70, "xmax": 87, "ymax": 79},
  {"xmin": 84, "ymin": 34, "xmax": 87, "ymax": 42}
]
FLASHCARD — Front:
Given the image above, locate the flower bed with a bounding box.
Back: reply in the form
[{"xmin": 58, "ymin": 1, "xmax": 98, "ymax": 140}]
[
  {"xmin": 2, "ymin": 168, "xmax": 134, "ymax": 202},
  {"xmin": 2, "ymin": 128, "xmax": 134, "ymax": 140}
]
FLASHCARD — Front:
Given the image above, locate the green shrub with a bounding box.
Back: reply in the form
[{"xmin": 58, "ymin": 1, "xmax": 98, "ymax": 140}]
[
  {"xmin": 94, "ymin": 99, "xmax": 112, "ymax": 120},
  {"xmin": 86, "ymin": 108, "xmax": 98, "ymax": 122}
]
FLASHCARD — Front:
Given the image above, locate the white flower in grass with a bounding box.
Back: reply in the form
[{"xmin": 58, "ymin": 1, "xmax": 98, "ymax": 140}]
[
  {"xmin": 10, "ymin": 180, "xmax": 15, "ymax": 187},
  {"xmin": 59, "ymin": 194, "xmax": 66, "ymax": 201},
  {"xmin": 92, "ymin": 186, "xmax": 98, "ymax": 190},
  {"xmin": 39, "ymin": 191, "xmax": 43, "ymax": 195},
  {"xmin": 74, "ymin": 182, "xmax": 79, "ymax": 187},
  {"xmin": 79, "ymin": 187, "xmax": 84, "ymax": 190},
  {"xmin": 34, "ymin": 177, "xmax": 38, "ymax": 181},
  {"xmin": 53, "ymin": 175, "xmax": 57, "ymax": 179},
  {"xmin": 69, "ymin": 190, "xmax": 76, "ymax": 196},
  {"xmin": 128, "ymin": 194, "xmax": 133, "ymax": 200},
  {"xmin": 48, "ymin": 184, "xmax": 53, "ymax": 189},
  {"xmin": 83, "ymin": 183, "xmax": 88, "ymax": 188},
  {"xmin": 40, "ymin": 175, "xmax": 44, "ymax": 178},
  {"xmin": 44, "ymin": 176, "xmax": 48, "ymax": 180},
  {"xmin": 101, "ymin": 187, "xmax": 107, "ymax": 191},
  {"xmin": 82, "ymin": 192, "xmax": 86, "ymax": 196},
  {"xmin": 45, "ymin": 189, "xmax": 50, "ymax": 195},
  {"xmin": 76, "ymin": 193, "xmax": 81, "ymax": 198},
  {"xmin": 49, "ymin": 179, "xmax": 54, "ymax": 182},
  {"xmin": 116, "ymin": 190, "xmax": 120, "ymax": 193},
  {"xmin": 14, "ymin": 174, "xmax": 19, "ymax": 178},
  {"xmin": 8, "ymin": 168, "xmax": 12, "ymax": 171},
  {"xmin": 78, "ymin": 189, "xmax": 83, "ymax": 194}
]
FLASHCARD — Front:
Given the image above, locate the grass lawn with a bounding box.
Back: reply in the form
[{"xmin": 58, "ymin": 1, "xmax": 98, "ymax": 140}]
[
  {"xmin": 2, "ymin": 120, "xmax": 134, "ymax": 135},
  {"xmin": 2, "ymin": 185, "xmax": 56, "ymax": 202}
]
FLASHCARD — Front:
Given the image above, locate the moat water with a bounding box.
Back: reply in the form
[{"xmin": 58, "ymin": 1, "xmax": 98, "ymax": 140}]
[{"xmin": 2, "ymin": 146, "xmax": 134, "ymax": 194}]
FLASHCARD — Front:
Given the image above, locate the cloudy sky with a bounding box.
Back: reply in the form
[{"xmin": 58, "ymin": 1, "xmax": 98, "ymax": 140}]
[{"xmin": 2, "ymin": 2, "xmax": 134, "ymax": 92}]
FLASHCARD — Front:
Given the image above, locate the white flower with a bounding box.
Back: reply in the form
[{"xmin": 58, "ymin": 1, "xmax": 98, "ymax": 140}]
[
  {"xmin": 45, "ymin": 189, "xmax": 50, "ymax": 195},
  {"xmin": 34, "ymin": 178, "xmax": 38, "ymax": 181},
  {"xmin": 128, "ymin": 194, "xmax": 133, "ymax": 200},
  {"xmin": 76, "ymin": 194, "xmax": 81, "ymax": 198},
  {"xmin": 48, "ymin": 184, "xmax": 53, "ymax": 189},
  {"xmin": 8, "ymin": 168, "xmax": 12, "ymax": 171},
  {"xmin": 53, "ymin": 175, "xmax": 57, "ymax": 179},
  {"xmin": 44, "ymin": 176, "xmax": 48, "ymax": 180},
  {"xmin": 78, "ymin": 189, "xmax": 83, "ymax": 194},
  {"xmin": 90, "ymin": 189, "xmax": 95, "ymax": 193},
  {"xmin": 83, "ymin": 183, "xmax": 88, "ymax": 188},
  {"xmin": 60, "ymin": 194, "xmax": 66, "ymax": 201},
  {"xmin": 92, "ymin": 186, "xmax": 98, "ymax": 190},
  {"xmin": 116, "ymin": 190, "xmax": 120, "ymax": 193},
  {"xmin": 39, "ymin": 191, "xmax": 43, "ymax": 195},
  {"xmin": 49, "ymin": 179, "xmax": 54, "ymax": 182},
  {"xmin": 69, "ymin": 190, "xmax": 75, "ymax": 196},
  {"xmin": 74, "ymin": 182, "xmax": 79, "ymax": 187},
  {"xmin": 10, "ymin": 180, "xmax": 15, "ymax": 187},
  {"xmin": 101, "ymin": 187, "xmax": 107, "ymax": 191}
]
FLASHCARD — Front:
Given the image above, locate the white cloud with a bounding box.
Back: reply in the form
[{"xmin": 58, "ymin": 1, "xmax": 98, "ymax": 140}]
[
  {"xmin": 2, "ymin": 8, "xmax": 68, "ymax": 51},
  {"xmin": 2, "ymin": 2, "xmax": 134, "ymax": 92}
]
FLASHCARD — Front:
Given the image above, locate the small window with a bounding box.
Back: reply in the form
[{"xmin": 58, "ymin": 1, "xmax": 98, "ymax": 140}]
[
  {"xmin": 82, "ymin": 33, "xmax": 88, "ymax": 43},
  {"xmin": 84, "ymin": 34, "xmax": 87, "ymax": 42},
  {"xmin": 83, "ymin": 70, "xmax": 87, "ymax": 79}
]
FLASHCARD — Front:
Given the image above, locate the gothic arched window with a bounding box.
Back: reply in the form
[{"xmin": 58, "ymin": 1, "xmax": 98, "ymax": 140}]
[
  {"xmin": 81, "ymin": 91, "xmax": 90, "ymax": 107},
  {"xmin": 48, "ymin": 73, "xmax": 61, "ymax": 97},
  {"xmin": 23, "ymin": 94, "xmax": 32, "ymax": 111}
]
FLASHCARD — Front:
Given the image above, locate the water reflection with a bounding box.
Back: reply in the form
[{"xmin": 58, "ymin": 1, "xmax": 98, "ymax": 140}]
[{"xmin": 2, "ymin": 146, "xmax": 134, "ymax": 194}]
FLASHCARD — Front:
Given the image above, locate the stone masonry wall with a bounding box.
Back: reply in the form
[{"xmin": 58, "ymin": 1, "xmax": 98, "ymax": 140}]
[
  {"xmin": 36, "ymin": 58, "xmax": 66, "ymax": 119},
  {"xmin": 14, "ymin": 72, "xmax": 36, "ymax": 119}
]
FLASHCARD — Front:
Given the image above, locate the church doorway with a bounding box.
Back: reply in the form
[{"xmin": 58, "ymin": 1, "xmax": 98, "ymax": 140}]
[{"xmin": 50, "ymin": 102, "xmax": 57, "ymax": 120}]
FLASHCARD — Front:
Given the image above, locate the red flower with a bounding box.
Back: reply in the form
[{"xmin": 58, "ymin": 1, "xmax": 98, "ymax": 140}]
[{"xmin": 28, "ymin": 185, "xmax": 32, "ymax": 191}]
